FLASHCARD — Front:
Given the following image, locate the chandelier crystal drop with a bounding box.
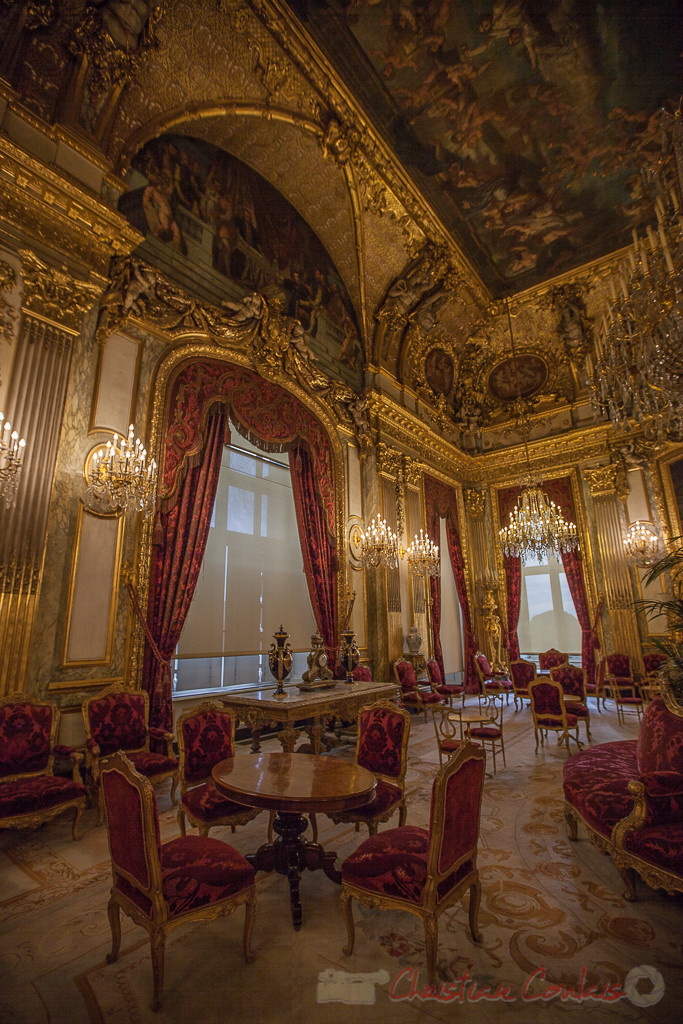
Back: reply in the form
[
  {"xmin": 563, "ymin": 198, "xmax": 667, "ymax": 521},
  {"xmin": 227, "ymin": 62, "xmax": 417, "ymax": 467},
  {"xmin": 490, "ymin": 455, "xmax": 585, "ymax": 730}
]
[
  {"xmin": 499, "ymin": 482, "xmax": 579, "ymax": 562},
  {"xmin": 589, "ymin": 103, "xmax": 683, "ymax": 443},
  {"xmin": 623, "ymin": 521, "xmax": 659, "ymax": 565},
  {"xmin": 405, "ymin": 528, "xmax": 440, "ymax": 579},
  {"xmin": 86, "ymin": 424, "xmax": 158, "ymax": 517},
  {"xmin": 357, "ymin": 515, "xmax": 399, "ymax": 569},
  {"xmin": 0, "ymin": 412, "xmax": 26, "ymax": 508}
]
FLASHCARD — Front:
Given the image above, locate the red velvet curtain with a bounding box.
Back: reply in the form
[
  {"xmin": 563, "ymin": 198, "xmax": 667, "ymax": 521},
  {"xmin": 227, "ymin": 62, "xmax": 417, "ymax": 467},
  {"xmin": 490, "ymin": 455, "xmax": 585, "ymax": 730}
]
[
  {"xmin": 424, "ymin": 476, "xmax": 478, "ymax": 692},
  {"xmin": 144, "ymin": 409, "xmax": 227, "ymax": 732},
  {"xmin": 561, "ymin": 549, "xmax": 596, "ymax": 686},
  {"xmin": 503, "ymin": 554, "xmax": 522, "ymax": 661},
  {"xmin": 498, "ymin": 477, "xmax": 594, "ymax": 677},
  {"xmin": 497, "ymin": 485, "xmax": 523, "ymax": 662},
  {"xmin": 290, "ymin": 444, "xmax": 338, "ymax": 662}
]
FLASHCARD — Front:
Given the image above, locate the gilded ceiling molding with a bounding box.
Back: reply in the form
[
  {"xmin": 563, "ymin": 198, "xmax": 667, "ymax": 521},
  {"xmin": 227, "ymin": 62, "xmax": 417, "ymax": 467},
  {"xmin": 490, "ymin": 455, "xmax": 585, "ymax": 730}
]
[
  {"xmin": 18, "ymin": 250, "xmax": 103, "ymax": 334},
  {"xmin": 0, "ymin": 260, "xmax": 18, "ymax": 343},
  {"xmin": 463, "ymin": 489, "xmax": 486, "ymax": 518},
  {"xmin": 0, "ymin": 136, "xmax": 142, "ymax": 279},
  {"xmin": 97, "ymin": 255, "xmax": 373, "ymax": 450},
  {"xmin": 584, "ymin": 463, "xmax": 630, "ymax": 501}
]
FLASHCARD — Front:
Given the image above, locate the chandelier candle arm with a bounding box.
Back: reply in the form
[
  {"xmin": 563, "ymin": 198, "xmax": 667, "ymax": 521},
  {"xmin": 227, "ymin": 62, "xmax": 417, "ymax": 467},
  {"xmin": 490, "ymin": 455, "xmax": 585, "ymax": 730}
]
[
  {"xmin": 0, "ymin": 411, "xmax": 26, "ymax": 508},
  {"xmin": 86, "ymin": 424, "xmax": 158, "ymax": 517}
]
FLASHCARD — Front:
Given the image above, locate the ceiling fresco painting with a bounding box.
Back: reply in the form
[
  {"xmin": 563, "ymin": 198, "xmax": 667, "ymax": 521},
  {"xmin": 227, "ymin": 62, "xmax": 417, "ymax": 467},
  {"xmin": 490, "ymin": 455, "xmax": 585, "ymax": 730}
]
[
  {"xmin": 121, "ymin": 132, "xmax": 364, "ymax": 387},
  {"xmin": 288, "ymin": 0, "xmax": 681, "ymax": 290}
]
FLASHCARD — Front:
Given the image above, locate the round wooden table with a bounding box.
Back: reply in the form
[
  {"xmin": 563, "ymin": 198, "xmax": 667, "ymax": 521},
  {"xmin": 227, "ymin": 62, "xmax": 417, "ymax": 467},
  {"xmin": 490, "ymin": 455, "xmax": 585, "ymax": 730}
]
[
  {"xmin": 449, "ymin": 709, "xmax": 492, "ymax": 739},
  {"xmin": 212, "ymin": 752, "xmax": 376, "ymax": 930}
]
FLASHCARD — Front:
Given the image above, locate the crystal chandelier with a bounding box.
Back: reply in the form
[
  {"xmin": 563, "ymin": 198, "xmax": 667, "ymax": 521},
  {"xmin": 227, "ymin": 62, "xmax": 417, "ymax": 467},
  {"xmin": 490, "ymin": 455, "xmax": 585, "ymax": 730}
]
[
  {"xmin": 404, "ymin": 528, "xmax": 440, "ymax": 578},
  {"xmin": 0, "ymin": 412, "xmax": 26, "ymax": 508},
  {"xmin": 499, "ymin": 299, "xmax": 579, "ymax": 562},
  {"xmin": 356, "ymin": 515, "xmax": 399, "ymax": 569},
  {"xmin": 589, "ymin": 103, "xmax": 683, "ymax": 443},
  {"xmin": 86, "ymin": 424, "xmax": 158, "ymax": 516},
  {"xmin": 624, "ymin": 521, "xmax": 659, "ymax": 565},
  {"xmin": 500, "ymin": 482, "xmax": 579, "ymax": 561}
]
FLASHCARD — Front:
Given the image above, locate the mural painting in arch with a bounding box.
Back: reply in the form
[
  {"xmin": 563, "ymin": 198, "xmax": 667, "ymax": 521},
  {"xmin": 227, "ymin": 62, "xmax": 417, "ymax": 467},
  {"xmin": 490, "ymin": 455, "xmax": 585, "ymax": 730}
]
[{"xmin": 119, "ymin": 133, "xmax": 363, "ymax": 389}]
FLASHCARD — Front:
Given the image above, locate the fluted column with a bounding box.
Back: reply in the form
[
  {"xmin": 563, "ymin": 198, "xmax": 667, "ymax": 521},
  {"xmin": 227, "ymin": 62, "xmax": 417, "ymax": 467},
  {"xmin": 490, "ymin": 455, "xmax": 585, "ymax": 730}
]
[
  {"xmin": 0, "ymin": 250, "xmax": 101, "ymax": 694},
  {"xmin": 584, "ymin": 463, "xmax": 643, "ymax": 673}
]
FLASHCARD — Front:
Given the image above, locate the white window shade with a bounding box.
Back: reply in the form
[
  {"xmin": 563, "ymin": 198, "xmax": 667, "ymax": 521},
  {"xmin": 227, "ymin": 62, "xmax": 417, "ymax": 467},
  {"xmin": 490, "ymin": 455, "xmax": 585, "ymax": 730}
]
[
  {"xmin": 439, "ymin": 517, "xmax": 464, "ymax": 677},
  {"xmin": 177, "ymin": 439, "xmax": 317, "ymax": 659}
]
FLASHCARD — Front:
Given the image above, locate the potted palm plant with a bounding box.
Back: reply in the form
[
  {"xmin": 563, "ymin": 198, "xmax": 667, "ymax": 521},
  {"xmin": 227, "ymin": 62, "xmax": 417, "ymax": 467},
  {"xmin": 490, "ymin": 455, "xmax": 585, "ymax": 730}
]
[{"xmin": 639, "ymin": 538, "xmax": 683, "ymax": 710}]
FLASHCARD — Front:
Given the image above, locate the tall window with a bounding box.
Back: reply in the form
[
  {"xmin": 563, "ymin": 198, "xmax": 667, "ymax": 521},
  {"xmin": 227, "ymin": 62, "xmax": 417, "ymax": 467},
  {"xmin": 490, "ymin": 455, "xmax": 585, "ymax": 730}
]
[
  {"xmin": 518, "ymin": 552, "xmax": 580, "ymax": 659},
  {"xmin": 173, "ymin": 436, "xmax": 317, "ymax": 693}
]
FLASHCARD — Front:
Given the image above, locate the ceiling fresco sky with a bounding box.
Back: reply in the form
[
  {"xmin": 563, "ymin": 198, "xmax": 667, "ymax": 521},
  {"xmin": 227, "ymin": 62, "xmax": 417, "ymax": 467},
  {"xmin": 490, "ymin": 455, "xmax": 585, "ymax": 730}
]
[{"xmin": 288, "ymin": 0, "xmax": 681, "ymax": 291}]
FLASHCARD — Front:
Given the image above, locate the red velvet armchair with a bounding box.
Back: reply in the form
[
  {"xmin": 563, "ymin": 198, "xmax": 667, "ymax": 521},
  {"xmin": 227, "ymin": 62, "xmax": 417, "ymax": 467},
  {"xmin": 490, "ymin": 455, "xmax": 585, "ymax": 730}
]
[
  {"xmin": 0, "ymin": 695, "xmax": 87, "ymax": 840},
  {"xmin": 82, "ymin": 683, "xmax": 178, "ymax": 824},
  {"xmin": 393, "ymin": 658, "xmax": 445, "ymax": 721},
  {"xmin": 426, "ymin": 659, "xmax": 465, "ymax": 707},
  {"xmin": 538, "ymin": 648, "xmax": 567, "ymax": 674},
  {"xmin": 509, "ymin": 659, "xmax": 536, "ymax": 710},
  {"xmin": 474, "ymin": 651, "xmax": 513, "ymax": 704},
  {"xmin": 176, "ymin": 702, "xmax": 261, "ymax": 837},
  {"xmin": 327, "ymin": 700, "xmax": 411, "ymax": 836},
  {"xmin": 101, "ymin": 752, "xmax": 256, "ymax": 1011},
  {"xmin": 340, "ymin": 740, "xmax": 486, "ymax": 984},
  {"xmin": 605, "ymin": 653, "xmax": 643, "ymax": 724},
  {"xmin": 529, "ymin": 678, "xmax": 582, "ymax": 756},
  {"xmin": 550, "ymin": 663, "xmax": 591, "ymax": 743}
]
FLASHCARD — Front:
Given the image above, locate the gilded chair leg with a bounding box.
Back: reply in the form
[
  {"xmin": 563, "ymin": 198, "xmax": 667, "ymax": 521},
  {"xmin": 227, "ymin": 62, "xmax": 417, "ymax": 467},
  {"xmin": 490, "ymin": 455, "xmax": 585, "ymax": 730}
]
[
  {"xmin": 534, "ymin": 728, "xmax": 539, "ymax": 752},
  {"xmin": 468, "ymin": 877, "xmax": 482, "ymax": 942},
  {"xmin": 150, "ymin": 930, "xmax": 165, "ymax": 1012},
  {"xmin": 72, "ymin": 803, "xmax": 84, "ymax": 841},
  {"xmin": 106, "ymin": 898, "xmax": 121, "ymax": 963},
  {"xmin": 501, "ymin": 738, "xmax": 506, "ymax": 768},
  {"xmin": 367, "ymin": 821, "xmax": 378, "ymax": 837},
  {"xmin": 243, "ymin": 889, "xmax": 257, "ymax": 963},
  {"xmin": 309, "ymin": 814, "xmax": 318, "ymax": 843},
  {"xmin": 340, "ymin": 888, "xmax": 355, "ymax": 956},
  {"xmin": 424, "ymin": 915, "xmax": 438, "ymax": 985},
  {"xmin": 169, "ymin": 774, "xmax": 178, "ymax": 805},
  {"xmin": 398, "ymin": 800, "xmax": 407, "ymax": 827},
  {"xmin": 618, "ymin": 866, "xmax": 637, "ymax": 902},
  {"xmin": 268, "ymin": 810, "xmax": 275, "ymax": 844},
  {"xmin": 178, "ymin": 808, "xmax": 187, "ymax": 836}
]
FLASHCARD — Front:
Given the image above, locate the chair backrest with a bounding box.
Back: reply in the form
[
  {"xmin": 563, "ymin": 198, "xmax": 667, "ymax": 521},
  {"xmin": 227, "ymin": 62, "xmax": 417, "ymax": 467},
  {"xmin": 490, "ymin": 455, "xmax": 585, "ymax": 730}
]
[
  {"xmin": 429, "ymin": 705, "xmax": 460, "ymax": 756},
  {"xmin": 550, "ymin": 663, "xmax": 585, "ymax": 700},
  {"xmin": 606, "ymin": 653, "xmax": 631, "ymax": 679},
  {"xmin": 643, "ymin": 653, "xmax": 666, "ymax": 678},
  {"xmin": 474, "ymin": 651, "xmax": 492, "ymax": 680},
  {"xmin": 426, "ymin": 741, "xmax": 486, "ymax": 889},
  {"xmin": 83, "ymin": 683, "xmax": 150, "ymax": 756},
  {"xmin": 529, "ymin": 678, "xmax": 565, "ymax": 723},
  {"xmin": 510, "ymin": 659, "xmax": 535, "ymax": 689},
  {"xmin": 356, "ymin": 700, "xmax": 411, "ymax": 785},
  {"xmin": 352, "ymin": 665, "xmax": 373, "ymax": 682},
  {"xmin": 393, "ymin": 659, "xmax": 418, "ymax": 693},
  {"xmin": 426, "ymin": 660, "xmax": 443, "ymax": 687},
  {"xmin": 0, "ymin": 695, "xmax": 57, "ymax": 779},
  {"xmin": 538, "ymin": 648, "xmax": 567, "ymax": 671},
  {"xmin": 101, "ymin": 752, "xmax": 164, "ymax": 917},
  {"xmin": 176, "ymin": 702, "xmax": 235, "ymax": 785}
]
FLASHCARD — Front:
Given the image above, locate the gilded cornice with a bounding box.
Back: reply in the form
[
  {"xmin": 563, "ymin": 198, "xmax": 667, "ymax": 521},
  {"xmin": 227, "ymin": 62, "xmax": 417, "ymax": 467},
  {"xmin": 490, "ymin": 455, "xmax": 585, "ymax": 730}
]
[
  {"xmin": 0, "ymin": 136, "xmax": 142, "ymax": 278},
  {"xmin": 464, "ymin": 489, "xmax": 486, "ymax": 517},
  {"xmin": 19, "ymin": 249, "xmax": 103, "ymax": 334},
  {"xmin": 584, "ymin": 462, "xmax": 630, "ymax": 500}
]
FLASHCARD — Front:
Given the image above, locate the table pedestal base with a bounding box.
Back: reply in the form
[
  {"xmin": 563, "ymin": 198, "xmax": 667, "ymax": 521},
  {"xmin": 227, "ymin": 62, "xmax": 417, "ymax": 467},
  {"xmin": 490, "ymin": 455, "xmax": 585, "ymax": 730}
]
[{"xmin": 247, "ymin": 811, "xmax": 340, "ymax": 929}]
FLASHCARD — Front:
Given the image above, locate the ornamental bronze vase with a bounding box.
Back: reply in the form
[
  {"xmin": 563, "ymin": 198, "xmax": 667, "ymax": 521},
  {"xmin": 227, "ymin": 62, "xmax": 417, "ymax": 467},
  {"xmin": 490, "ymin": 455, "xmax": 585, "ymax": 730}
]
[
  {"xmin": 340, "ymin": 627, "xmax": 360, "ymax": 684},
  {"xmin": 269, "ymin": 625, "xmax": 293, "ymax": 696}
]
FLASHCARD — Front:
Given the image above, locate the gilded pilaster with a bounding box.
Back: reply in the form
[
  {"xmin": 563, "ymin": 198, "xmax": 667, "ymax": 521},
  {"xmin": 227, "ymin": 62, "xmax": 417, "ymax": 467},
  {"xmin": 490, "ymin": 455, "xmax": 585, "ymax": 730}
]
[
  {"xmin": 583, "ymin": 463, "xmax": 642, "ymax": 672},
  {"xmin": 463, "ymin": 487, "xmax": 488, "ymax": 653},
  {"xmin": 0, "ymin": 251, "xmax": 103, "ymax": 695}
]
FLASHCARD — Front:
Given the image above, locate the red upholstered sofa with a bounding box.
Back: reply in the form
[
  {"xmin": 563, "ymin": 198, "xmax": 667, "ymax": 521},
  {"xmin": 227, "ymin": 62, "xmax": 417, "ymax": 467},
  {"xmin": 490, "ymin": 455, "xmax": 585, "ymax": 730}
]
[{"xmin": 563, "ymin": 696, "xmax": 683, "ymax": 900}]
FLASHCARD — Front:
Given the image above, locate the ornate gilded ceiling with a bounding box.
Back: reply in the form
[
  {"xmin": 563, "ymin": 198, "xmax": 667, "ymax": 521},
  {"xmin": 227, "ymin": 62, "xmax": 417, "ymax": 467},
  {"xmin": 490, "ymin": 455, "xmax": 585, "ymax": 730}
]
[
  {"xmin": 285, "ymin": 0, "xmax": 681, "ymax": 292},
  {"xmin": 1, "ymin": 0, "xmax": 678, "ymax": 452}
]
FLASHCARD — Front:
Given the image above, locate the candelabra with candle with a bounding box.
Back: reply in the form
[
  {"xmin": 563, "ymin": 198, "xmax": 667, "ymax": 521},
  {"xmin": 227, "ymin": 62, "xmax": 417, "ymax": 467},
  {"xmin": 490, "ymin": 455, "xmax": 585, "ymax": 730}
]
[
  {"xmin": 86, "ymin": 424, "xmax": 157, "ymax": 516},
  {"xmin": 0, "ymin": 412, "xmax": 26, "ymax": 508}
]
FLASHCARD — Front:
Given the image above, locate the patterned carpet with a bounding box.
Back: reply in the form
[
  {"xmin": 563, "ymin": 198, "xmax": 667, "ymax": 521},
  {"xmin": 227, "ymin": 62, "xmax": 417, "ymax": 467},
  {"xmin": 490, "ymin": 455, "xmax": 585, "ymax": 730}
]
[{"xmin": 1, "ymin": 698, "xmax": 681, "ymax": 1024}]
